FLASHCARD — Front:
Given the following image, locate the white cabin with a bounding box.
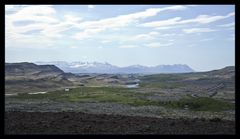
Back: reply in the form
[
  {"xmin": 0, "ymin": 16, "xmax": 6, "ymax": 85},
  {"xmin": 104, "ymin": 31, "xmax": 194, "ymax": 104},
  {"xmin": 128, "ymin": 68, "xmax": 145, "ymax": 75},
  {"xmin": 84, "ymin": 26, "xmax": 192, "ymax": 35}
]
[{"xmin": 65, "ymin": 88, "xmax": 70, "ymax": 92}]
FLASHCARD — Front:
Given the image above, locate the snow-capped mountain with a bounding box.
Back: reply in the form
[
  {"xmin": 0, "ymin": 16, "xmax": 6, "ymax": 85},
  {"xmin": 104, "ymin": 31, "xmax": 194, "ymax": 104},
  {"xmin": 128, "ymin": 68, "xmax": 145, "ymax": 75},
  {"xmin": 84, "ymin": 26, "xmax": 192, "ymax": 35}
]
[
  {"xmin": 35, "ymin": 61, "xmax": 119, "ymax": 73},
  {"xmin": 35, "ymin": 61, "xmax": 194, "ymax": 74}
]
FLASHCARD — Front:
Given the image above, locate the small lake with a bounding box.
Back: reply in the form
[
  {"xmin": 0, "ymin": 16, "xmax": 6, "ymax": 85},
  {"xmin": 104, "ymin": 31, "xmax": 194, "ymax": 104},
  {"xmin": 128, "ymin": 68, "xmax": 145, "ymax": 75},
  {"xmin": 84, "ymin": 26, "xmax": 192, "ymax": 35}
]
[
  {"xmin": 28, "ymin": 92, "xmax": 47, "ymax": 95},
  {"xmin": 5, "ymin": 94, "xmax": 18, "ymax": 96},
  {"xmin": 126, "ymin": 84, "xmax": 139, "ymax": 88}
]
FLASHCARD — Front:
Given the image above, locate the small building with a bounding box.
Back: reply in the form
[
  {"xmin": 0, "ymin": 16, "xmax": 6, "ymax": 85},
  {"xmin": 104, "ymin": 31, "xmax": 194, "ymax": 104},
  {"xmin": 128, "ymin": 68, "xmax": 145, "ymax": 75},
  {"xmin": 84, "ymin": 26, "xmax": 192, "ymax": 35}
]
[
  {"xmin": 65, "ymin": 88, "xmax": 70, "ymax": 92},
  {"xmin": 134, "ymin": 79, "xmax": 140, "ymax": 83}
]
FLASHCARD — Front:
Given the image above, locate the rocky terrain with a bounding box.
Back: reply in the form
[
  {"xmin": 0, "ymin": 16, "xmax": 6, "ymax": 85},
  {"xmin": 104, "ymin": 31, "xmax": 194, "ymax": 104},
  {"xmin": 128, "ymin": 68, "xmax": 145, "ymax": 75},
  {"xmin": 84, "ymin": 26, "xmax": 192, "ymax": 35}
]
[{"xmin": 5, "ymin": 111, "xmax": 235, "ymax": 134}]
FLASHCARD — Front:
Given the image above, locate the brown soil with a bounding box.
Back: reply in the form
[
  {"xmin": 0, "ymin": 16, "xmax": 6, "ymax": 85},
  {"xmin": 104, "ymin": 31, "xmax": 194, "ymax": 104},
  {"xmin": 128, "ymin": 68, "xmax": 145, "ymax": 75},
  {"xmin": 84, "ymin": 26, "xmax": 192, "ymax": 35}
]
[{"xmin": 5, "ymin": 111, "xmax": 235, "ymax": 135}]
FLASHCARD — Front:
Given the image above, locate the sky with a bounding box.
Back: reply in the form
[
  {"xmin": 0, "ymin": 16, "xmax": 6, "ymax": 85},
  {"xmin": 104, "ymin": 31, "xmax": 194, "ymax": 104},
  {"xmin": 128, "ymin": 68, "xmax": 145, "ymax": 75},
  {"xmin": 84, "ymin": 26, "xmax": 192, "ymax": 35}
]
[{"xmin": 5, "ymin": 5, "xmax": 235, "ymax": 71}]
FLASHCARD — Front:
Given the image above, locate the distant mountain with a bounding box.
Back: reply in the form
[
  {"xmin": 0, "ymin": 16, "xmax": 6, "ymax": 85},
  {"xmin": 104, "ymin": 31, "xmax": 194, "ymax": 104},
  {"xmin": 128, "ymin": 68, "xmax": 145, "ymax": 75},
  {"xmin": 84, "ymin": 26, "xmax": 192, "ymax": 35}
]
[
  {"xmin": 5, "ymin": 62, "xmax": 64, "ymax": 77},
  {"xmin": 35, "ymin": 61, "xmax": 194, "ymax": 74},
  {"xmin": 5, "ymin": 62, "xmax": 74, "ymax": 94}
]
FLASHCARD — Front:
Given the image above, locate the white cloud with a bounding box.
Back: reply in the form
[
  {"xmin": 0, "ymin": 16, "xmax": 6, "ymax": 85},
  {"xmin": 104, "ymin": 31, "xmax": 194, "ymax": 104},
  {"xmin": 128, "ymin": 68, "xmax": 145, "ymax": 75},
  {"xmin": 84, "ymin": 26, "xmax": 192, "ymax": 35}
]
[
  {"xmin": 82, "ymin": 56, "xmax": 88, "ymax": 60},
  {"xmin": 6, "ymin": 5, "xmax": 188, "ymax": 43},
  {"xmin": 72, "ymin": 5, "xmax": 187, "ymax": 40},
  {"xmin": 187, "ymin": 44, "xmax": 196, "ymax": 47},
  {"xmin": 7, "ymin": 5, "xmax": 232, "ymax": 50},
  {"xmin": 142, "ymin": 17, "xmax": 182, "ymax": 27},
  {"xmin": 131, "ymin": 31, "xmax": 159, "ymax": 41},
  {"xmin": 5, "ymin": 5, "xmax": 29, "ymax": 12},
  {"xmin": 218, "ymin": 22, "xmax": 235, "ymax": 27},
  {"xmin": 88, "ymin": 5, "xmax": 95, "ymax": 9},
  {"xmin": 155, "ymin": 26, "xmax": 177, "ymax": 30},
  {"xmin": 160, "ymin": 33, "xmax": 178, "ymax": 37},
  {"xmin": 70, "ymin": 46, "xmax": 78, "ymax": 49},
  {"xmin": 119, "ymin": 45, "xmax": 139, "ymax": 48},
  {"xmin": 72, "ymin": 28, "xmax": 104, "ymax": 40},
  {"xmin": 5, "ymin": 5, "xmax": 65, "ymax": 48},
  {"xmin": 199, "ymin": 38, "xmax": 214, "ymax": 42},
  {"xmin": 101, "ymin": 40, "xmax": 111, "ymax": 43},
  {"xmin": 162, "ymin": 5, "xmax": 187, "ymax": 11},
  {"xmin": 146, "ymin": 42, "xmax": 173, "ymax": 48},
  {"xmin": 5, "ymin": 5, "xmax": 15, "ymax": 11},
  {"xmin": 5, "ymin": 5, "xmax": 87, "ymax": 48},
  {"xmin": 180, "ymin": 12, "xmax": 234, "ymax": 24},
  {"xmin": 182, "ymin": 28, "xmax": 215, "ymax": 34},
  {"xmin": 64, "ymin": 15, "xmax": 82, "ymax": 23},
  {"xmin": 141, "ymin": 12, "xmax": 235, "ymax": 28},
  {"xmin": 6, "ymin": 5, "xmax": 57, "ymax": 23}
]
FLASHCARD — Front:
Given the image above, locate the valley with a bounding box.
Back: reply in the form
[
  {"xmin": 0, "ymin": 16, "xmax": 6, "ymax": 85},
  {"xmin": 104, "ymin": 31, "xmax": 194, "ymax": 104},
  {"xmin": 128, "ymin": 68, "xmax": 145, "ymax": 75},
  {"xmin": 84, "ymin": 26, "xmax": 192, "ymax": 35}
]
[{"xmin": 5, "ymin": 62, "xmax": 235, "ymax": 134}]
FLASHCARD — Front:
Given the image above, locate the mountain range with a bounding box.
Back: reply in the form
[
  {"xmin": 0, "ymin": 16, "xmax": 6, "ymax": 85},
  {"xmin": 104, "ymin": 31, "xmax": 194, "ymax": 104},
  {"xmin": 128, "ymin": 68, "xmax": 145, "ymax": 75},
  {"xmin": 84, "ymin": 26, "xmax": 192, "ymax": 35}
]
[
  {"xmin": 35, "ymin": 61, "xmax": 194, "ymax": 74},
  {"xmin": 5, "ymin": 62, "xmax": 234, "ymax": 95}
]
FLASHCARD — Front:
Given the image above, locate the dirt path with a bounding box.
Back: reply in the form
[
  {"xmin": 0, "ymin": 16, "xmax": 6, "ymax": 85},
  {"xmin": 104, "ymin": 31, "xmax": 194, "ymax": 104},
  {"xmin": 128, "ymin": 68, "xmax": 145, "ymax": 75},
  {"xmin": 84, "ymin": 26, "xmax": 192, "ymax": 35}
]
[{"xmin": 5, "ymin": 111, "xmax": 235, "ymax": 134}]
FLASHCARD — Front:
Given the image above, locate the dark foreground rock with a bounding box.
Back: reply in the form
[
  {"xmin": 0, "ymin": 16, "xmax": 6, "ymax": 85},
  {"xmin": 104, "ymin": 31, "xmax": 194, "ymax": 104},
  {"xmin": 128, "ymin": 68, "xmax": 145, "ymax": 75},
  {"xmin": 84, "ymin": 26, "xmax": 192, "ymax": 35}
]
[{"xmin": 5, "ymin": 111, "xmax": 235, "ymax": 135}]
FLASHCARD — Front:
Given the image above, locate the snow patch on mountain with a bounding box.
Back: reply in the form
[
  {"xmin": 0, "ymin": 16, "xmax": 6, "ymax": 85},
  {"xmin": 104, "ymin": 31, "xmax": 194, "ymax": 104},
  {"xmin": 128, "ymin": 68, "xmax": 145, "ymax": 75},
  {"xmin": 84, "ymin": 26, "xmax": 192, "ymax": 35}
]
[{"xmin": 35, "ymin": 61, "xmax": 194, "ymax": 74}]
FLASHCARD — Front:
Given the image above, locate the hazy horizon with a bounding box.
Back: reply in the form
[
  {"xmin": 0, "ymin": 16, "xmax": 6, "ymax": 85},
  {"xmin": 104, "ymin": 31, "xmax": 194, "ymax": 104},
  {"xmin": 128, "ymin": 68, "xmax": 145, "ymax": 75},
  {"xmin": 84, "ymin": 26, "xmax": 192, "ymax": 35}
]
[
  {"xmin": 5, "ymin": 60, "xmax": 235, "ymax": 72},
  {"xmin": 5, "ymin": 5, "xmax": 235, "ymax": 72}
]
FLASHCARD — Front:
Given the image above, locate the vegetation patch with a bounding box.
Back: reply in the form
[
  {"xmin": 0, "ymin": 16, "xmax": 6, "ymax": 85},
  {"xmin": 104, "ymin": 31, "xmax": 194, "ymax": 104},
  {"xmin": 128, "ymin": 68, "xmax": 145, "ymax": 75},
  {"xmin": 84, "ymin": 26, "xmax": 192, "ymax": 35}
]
[
  {"xmin": 140, "ymin": 74, "xmax": 185, "ymax": 82},
  {"xmin": 139, "ymin": 74, "xmax": 186, "ymax": 89},
  {"xmin": 139, "ymin": 82, "xmax": 184, "ymax": 89},
  {"xmin": 11, "ymin": 87, "xmax": 234, "ymax": 112},
  {"xmin": 11, "ymin": 87, "xmax": 154, "ymax": 106},
  {"xmin": 160, "ymin": 97, "xmax": 234, "ymax": 112}
]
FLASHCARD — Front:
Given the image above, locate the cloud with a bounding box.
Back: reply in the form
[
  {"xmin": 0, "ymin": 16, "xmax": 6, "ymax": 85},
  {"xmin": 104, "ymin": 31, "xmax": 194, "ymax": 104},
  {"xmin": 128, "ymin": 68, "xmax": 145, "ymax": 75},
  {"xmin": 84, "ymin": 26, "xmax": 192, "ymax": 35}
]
[
  {"xmin": 64, "ymin": 15, "xmax": 82, "ymax": 23},
  {"xmin": 5, "ymin": 5, "xmax": 67, "ymax": 48},
  {"xmin": 5, "ymin": 5, "xmax": 86, "ymax": 48},
  {"xmin": 70, "ymin": 46, "xmax": 78, "ymax": 49},
  {"xmin": 218, "ymin": 22, "xmax": 235, "ymax": 27},
  {"xmin": 6, "ymin": 5, "xmax": 57, "ymax": 23},
  {"xmin": 182, "ymin": 28, "xmax": 215, "ymax": 34},
  {"xmin": 131, "ymin": 31, "xmax": 160, "ymax": 41},
  {"xmin": 72, "ymin": 5, "xmax": 187, "ymax": 40},
  {"xmin": 5, "ymin": 5, "xmax": 15, "ymax": 11},
  {"xmin": 82, "ymin": 56, "xmax": 88, "ymax": 59},
  {"xmin": 6, "ymin": 5, "xmax": 188, "ymax": 44},
  {"xmin": 6, "ymin": 5, "xmax": 58, "ymax": 33},
  {"xmin": 88, "ymin": 5, "xmax": 95, "ymax": 9},
  {"xmin": 155, "ymin": 26, "xmax": 177, "ymax": 30},
  {"xmin": 199, "ymin": 38, "xmax": 214, "ymax": 42},
  {"xmin": 160, "ymin": 33, "xmax": 179, "ymax": 37},
  {"xmin": 119, "ymin": 45, "xmax": 139, "ymax": 48},
  {"xmin": 187, "ymin": 44, "xmax": 196, "ymax": 47},
  {"xmin": 141, "ymin": 12, "xmax": 235, "ymax": 28},
  {"xmin": 101, "ymin": 40, "xmax": 111, "ymax": 43},
  {"xmin": 180, "ymin": 12, "xmax": 234, "ymax": 24},
  {"xmin": 146, "ymin": 42, "xmax": 173, "ymax": 48},
  {"xmin": 7, "ymin": 5, "xmax": 233, "ymax": 50},
  {"xmin": 72, "ymin": 28, "xmax": 104, "ymax": 40},
  {"xmin": 162, "ymin": 5, "xmax": 187, "ymax": 11},
  {"xmin": 142, "ymin": 17, "xmax": 182, "ymax": 27},
  {"xmin": 5, "ymin": 5, "xmax": 29, "ymax": 12}
]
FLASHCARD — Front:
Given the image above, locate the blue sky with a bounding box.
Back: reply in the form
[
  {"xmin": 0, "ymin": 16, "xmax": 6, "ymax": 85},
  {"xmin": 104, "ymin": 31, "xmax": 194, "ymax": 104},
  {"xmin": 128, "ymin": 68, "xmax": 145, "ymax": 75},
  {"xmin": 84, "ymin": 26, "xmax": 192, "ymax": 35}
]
[{"xmin": 5, "ymin": 5, "xmax": 235, "ymax": 71}]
